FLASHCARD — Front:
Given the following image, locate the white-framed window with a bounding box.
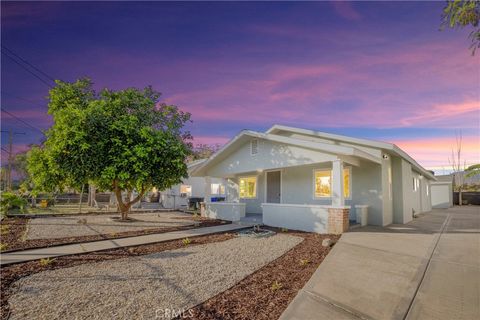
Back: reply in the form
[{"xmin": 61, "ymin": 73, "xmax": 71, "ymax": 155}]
[
  {"xmin": 239, "ymin": 176, "xmax": 257, "ymax": 199},
  {"xmin": 180, "ymin": 185, "xmax": 192, "ymax": 197},
  {"xmin": 314, "ymin": 168, "xmax": 351, "ymax": 199},
  {"xmin": 413, "ymin": 177, "xmax": 419, "ymax": 191},
  {"xmin": 211, "ymin": 183, "xmax": 225, "ymax": 195},
  {"xmin": 251, "ymin": 139, "xmax": 258, "ymax": 155}
]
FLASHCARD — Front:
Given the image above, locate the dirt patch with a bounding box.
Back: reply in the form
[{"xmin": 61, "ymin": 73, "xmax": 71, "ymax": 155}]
[
  {"xmin": 1, "ymin": 217, "xmax": 229, "ymax": 252},
  {"xmin": 0, "ymin": 232, "xmax": 236, "ymax": 320},
  {"xmin": 184, "ymin": 229, "xmax": 340, "ymax": 320}
]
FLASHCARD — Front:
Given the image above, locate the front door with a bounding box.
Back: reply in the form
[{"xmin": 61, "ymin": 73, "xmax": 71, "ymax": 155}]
[{"xmin": 266, "ymin": 171, "xmax": 281, "ymax": 203}]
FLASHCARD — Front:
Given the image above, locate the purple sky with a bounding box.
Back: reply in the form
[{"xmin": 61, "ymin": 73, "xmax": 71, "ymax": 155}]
[{"xmin": 1, "ymin": 1, "xmax": 479, "ymax": 172}]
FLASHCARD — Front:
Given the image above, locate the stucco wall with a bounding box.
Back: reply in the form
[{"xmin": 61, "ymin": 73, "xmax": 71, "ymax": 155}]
[
  {"xmin": 262, "ymin": 203, "xmax": 329, "ymax": 233},
  {"xmin": 205, "ymin": 138, "xmax": 337, "ymax": 177}
]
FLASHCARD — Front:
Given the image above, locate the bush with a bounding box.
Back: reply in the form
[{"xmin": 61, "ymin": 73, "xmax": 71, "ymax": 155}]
[{"xmin": 1, "ymin": 192, "xmax": 28, "ymax": 215}]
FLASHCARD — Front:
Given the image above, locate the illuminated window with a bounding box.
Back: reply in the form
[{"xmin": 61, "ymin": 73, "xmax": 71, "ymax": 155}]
[
  {"xmin": 239, "ymin": 176, "xmax": 257, "ymax": 198},
  {"xmin": 211, "ymin": 183, "xmax": 225, "ymax": 195},
  {"xmin": 180, "ymin": 185, "xmax": 192, "ymax": 197},
  {"xmin": 314, "ymin": 168, "xmax": 351, "ymax": 198}
]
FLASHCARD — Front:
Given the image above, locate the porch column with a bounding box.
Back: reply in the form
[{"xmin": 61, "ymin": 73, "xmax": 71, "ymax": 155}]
[
  {"xmin": 331, "ymin": 159, "xmax": 344, "ymax": 207},
  {"xmin": 204, "ymin": 176, "xmax": 212, "ymax": 202}
]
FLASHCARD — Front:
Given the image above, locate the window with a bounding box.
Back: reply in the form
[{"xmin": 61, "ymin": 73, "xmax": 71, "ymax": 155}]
[
  {"xmin": 211, "ymin": 183, "xmax": 225, "ymax": 195},
  {"xmin": 315, "ymin": 170, "xmax": 331, "ymax": 197},
  {"xmin": 180, "ymin": 185, "xmax": 192, "ymax": 197},
  {"xmin": 251, "ymin": 139, "xmax": 258, "ymax": 155},
  {"xmin": 239, "ymin": 176, "xmax": 257, "ymax": 198},
  {"xmin": 314, "ymin": 168, "xmax": 351, "ymax": 198},
  {"xmin": 413, "ymin": 177, "xmax": 419, "ymax": 191}
]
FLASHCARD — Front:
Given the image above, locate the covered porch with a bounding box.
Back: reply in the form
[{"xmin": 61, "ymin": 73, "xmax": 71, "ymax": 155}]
[{"xmin": 192, "ymin": 130, "xmax": 383, "ymax": 234}]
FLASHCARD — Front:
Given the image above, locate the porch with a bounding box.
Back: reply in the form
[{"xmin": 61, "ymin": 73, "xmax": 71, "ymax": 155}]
[{"xmin": 192, "ymin": 131, "xmax": 384, "ymax": 233}]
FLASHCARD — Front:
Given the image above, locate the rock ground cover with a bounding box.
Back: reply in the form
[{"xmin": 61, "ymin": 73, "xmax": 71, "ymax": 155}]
[
  {"xmin": 0, "ymin": 213, "xmax": 228, "ymax": 252},
  {"xmin": 6, "ymin": 234, "xmax": 302, "ymax": 319},
  {"xmin": 26, "ymin": 212, "xmax": 194, "ymax": 239}
]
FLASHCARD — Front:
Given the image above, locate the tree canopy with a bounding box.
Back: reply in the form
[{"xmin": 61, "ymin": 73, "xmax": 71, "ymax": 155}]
[
  {"xmin": 27, "ymin": 78, "xmax": 192, "ymax": 218},
  {"xmin": 442, "ymin": 0, "xmax": 480, "ymax": 54}
]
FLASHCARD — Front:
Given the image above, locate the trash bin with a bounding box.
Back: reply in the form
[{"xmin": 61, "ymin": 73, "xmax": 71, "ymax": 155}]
[{"xmin": 355, "ymin": 205, "xmax": 369, "ymax": 226}]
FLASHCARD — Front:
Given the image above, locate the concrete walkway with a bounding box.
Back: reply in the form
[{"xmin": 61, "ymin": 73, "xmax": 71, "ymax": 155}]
[
  {"xmin": 281, "ymin": 206, "xmax": 480, "ymax": 320},
  {"xmin": 0, "ymin": 223, "xmax": 247, "ymax": 266}
]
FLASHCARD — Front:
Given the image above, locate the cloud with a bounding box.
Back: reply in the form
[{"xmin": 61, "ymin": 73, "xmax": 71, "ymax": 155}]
[
  {"xmin": 331, "ymin": 1, "xmax": 362, "ymax": 21},
  {"xmin": 392, "ymin": 135, "xmax": 480, "ymax": 168}
]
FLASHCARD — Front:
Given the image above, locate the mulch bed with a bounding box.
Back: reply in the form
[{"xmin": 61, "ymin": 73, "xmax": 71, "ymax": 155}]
[
  {"xmin": 184, "ymin": 229, "xmax": 340, "ymax": 320},
  {"xmin": 0, "ymin": 232, "xmax": 236, "ymax": 320},
  {"xmin": 0, "ymin": 217, "xmax": 229, "ymax": 252},
  {"xmin": 0, "ymin": 218, "xmax": 28, "ymax": 252}
]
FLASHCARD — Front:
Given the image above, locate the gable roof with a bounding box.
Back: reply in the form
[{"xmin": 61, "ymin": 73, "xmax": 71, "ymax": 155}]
[
  {"xmin": 266, "ymin": 125, "xmax": 435, "ymax": 180},
  {"xmin": 191, "ymin": 129, "xmax": 384, "ymax": 176}
]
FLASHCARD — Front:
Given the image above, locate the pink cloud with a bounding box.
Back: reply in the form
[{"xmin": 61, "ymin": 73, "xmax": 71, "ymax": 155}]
[
  {"xmin": 392, "ymin": 135, "xmax": 480, "ymax": 168},
  {"xmin": 192, "ymin": 135, "xmax": 230, "ymax": 146}
]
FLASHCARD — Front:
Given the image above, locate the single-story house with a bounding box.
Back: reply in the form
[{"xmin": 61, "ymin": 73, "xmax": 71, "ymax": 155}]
[
  {"xmin": 159, "ymin": 160, "xmax": 226, "ymax": 210},
  {"xmin": 191, "ymin": 125, "xmax": 436, "ymax": 234}
]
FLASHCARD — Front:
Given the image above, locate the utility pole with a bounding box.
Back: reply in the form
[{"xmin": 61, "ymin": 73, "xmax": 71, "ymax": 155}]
[{"xmin": 1, "ymin": 130, "xmax": 26, "ymax": 191}]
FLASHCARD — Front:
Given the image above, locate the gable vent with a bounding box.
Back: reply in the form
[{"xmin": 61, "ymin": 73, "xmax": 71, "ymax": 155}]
[{"xmin": 251, "ymin": 139, "xmax": 258, "ymax": 155}]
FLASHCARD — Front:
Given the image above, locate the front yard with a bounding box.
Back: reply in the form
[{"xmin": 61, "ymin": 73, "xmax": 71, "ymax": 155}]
[
  {"xmin": 0, "ymin": 227, "xmax": 339, "ymax": 320},
  {"xmin": 0, "ymin": 212, "xmax": 227, "ymax": 252}
]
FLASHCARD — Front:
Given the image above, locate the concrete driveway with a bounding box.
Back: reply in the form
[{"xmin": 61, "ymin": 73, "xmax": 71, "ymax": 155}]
[{"xmin": 281, "ymin": 206, "xmax": 479, "ymax": 320}]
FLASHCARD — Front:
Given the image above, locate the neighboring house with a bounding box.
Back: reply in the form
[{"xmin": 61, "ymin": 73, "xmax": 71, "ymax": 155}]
[
  {"xmin": 191, "ymin": 125, "xmax": 436, "ymax": 234},
  {"xmin": 160, "ymin": 159, "xmax": 226, "ymax": 210}
]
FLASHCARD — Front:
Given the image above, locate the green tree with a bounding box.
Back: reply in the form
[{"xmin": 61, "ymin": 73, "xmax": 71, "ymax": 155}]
[
  {"xmin": 465, "ymin": 163, "xmax": 480, "ymax": 177},
  {"xmin": 442, "ymin": 0, "xmax": 480, "ymax": 54},
  {"xmin": 28, "ymin": 78, "xmax": 192, "ymax": 219},
  {"xmin": 190, "ymin": 144, "xmax": 221, "ymax": 160}
]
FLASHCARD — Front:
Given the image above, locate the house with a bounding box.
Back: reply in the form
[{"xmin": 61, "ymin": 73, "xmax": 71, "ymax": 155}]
[
  {"xmin": 159, "ymin": 159, "xmax": 227, "ymax": 210},
  {"xmin": 430, "ymin": 175, "xmax": 453, "ymax": 209},
  {"xmin": 191, "ymin": 125, "xmax": 435, "ymax": 234}
]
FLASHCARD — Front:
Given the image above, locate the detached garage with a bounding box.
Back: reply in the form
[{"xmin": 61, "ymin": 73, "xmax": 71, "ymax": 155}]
[{"xmin": 431, "ymin": 176, "xmax": 453, "ymax": 208}]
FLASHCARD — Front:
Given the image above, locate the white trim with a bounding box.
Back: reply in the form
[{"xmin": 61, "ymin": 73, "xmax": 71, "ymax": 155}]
[
  {"xmin": 238, "ymin": 175, "xmax": 258, "ymax": 199},
  {"xmin": 264, "ymin": 169, "xmax": 282, "ymax": 204},
  {"xmin": 312, "ymin": 166, "xmax": 352, "ymax": 200}
]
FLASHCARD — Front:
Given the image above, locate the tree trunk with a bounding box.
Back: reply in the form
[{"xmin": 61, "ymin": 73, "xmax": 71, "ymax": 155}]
[
  {"xmin": 79, "ymin": 184, "xmax": 85, "ymax": 213},
  {"xmin": 113, "ymin": 181, "xmax": 145, "ymax": 220}
]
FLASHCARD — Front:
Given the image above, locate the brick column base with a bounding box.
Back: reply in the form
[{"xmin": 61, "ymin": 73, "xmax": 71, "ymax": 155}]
[{"xmin": 327, "ymin": 208, "xmax": 350, "ymax": 234}]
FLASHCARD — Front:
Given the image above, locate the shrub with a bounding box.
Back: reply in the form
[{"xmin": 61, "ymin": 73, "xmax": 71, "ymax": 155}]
[
  {"xmin": 1, "ymin": 192, "xmax": 28, "ymax": 215},
  {"xmin": 271, "ymin": 280, "xmax": 283, "ymax": 291},
  {"xmin": 39, "ymin": 258, "xmax": 55, "ymax": 266},
  {"xmin": 0, "ymin": 243, "xmax": 7, "ymax": 251},
  {"xmin": 281, "ymin": 227, "xmax": 288, "ymax": 232},
  {"xmin": 300, "ymin": 259, "xmax": 310, "ymax": 266},
  {"xmin": 182, "ymin": 237, "xmax": 191, "ymax": 246}
]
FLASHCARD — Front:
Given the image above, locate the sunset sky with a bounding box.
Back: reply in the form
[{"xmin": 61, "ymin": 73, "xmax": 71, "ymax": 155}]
[{"xmin": 2, "ymin": 1, "xmax": 479, "ymax": 173}]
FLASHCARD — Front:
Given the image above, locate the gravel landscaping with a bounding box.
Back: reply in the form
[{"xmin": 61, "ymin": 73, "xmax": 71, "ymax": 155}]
[
  {"xmin": 26, "ymin": 212, "xmax": 194, "ymax": 240},
  {"xmin": 7, "ymin": 233, "xmax": 302, "ymax": 319}
]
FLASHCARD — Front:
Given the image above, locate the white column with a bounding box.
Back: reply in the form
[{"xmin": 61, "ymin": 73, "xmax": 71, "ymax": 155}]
[
  {"xmin": 331, "ymin": 159, "xmax": 344, "ymax": 207},
  {"xmin": 204, "ymin": 176, "xmax": 212, "ymax": 203},
  {"xmin": 226, "ymin": 178, "xmax": 239, "ymax": 202}
]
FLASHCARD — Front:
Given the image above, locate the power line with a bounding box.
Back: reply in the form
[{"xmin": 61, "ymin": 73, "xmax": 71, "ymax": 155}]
[
  {"xmin": 1, "ymin": 45, "xmax": 56, "ymax": 82},
  {"xmin": 1, "ymin": 49, "xmax": 53, "ymax": 88},
  {"xmin": 1, "ymin": 108, "xmax": 45, "ymax": 134},
  {"xmin": 1, "ymin": 91, "xmax": 47, "ymax": 107}
]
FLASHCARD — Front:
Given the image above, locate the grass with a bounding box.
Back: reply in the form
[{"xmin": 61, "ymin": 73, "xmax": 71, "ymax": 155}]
[
  {"xmin": 182, "ymin": 237, "xmax": 191, "ymax": 246},
  {"xmin": 39, "ymin": 258, "xmax": 55, "ymax": 266}
]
